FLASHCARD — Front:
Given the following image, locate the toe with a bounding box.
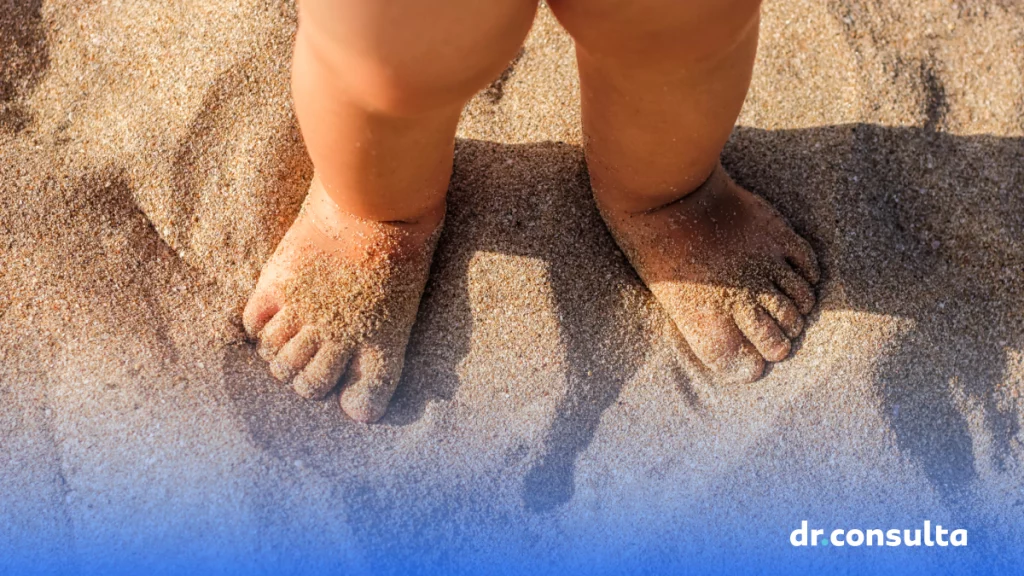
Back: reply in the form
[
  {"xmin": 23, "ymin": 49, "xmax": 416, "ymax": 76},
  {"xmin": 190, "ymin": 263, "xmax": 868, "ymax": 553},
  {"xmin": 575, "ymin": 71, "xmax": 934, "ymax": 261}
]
[
  {"xmin": 339, "ymin": 345, "xmax": 406, "ymax": 423},
  {"xmin": 243, "ymin": 288, "xmax": 281, "ymax": 340},
  {"xmin": 782, "ymin": 230, "xmax": 820, "ymax": 285},
  {"xmin": 772, "ymin": 264, "xmax": 817, "ymax": 315},
  {"xmin": 256, "ymin": 307, "xmax": 301, "ymax": 361},
  {"xmin": 292, "ymin": 341, "xmax": 352, "ymax": 400},
  {"xmin": 733, "ymin": 301, "xmax": 791, "ymax": 362},
  {"xmin": 757, "ymin": 290, "xmax": 804, "ymax": 338},
  {"xmin": 675, "ymin": 306, "xmax": 765, "ymax": 384},
  {"xmin": 270, "ymin": 325, "xmax": 320, "ymax": 382}
]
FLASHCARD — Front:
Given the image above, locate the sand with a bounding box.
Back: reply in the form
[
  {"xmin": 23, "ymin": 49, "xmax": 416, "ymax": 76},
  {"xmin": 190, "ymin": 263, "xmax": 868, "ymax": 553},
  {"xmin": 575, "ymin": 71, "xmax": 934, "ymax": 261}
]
[{"xmin": 1, "ymin": 0, "xmax": 1023, "ymax": 574}]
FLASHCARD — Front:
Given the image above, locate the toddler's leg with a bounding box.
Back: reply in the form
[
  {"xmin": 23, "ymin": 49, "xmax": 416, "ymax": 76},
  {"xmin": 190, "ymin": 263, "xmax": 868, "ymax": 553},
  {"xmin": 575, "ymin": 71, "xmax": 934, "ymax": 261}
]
[
  {"xmin": 550, "ymin": 0, "xmax": 820, "ymax": 382},
  {"xmin": 292, "ymin": 0, "xmax": 536, "ymax": 224},
  {"xmin": 245, "ymin": 0, "xmax": 537, "ymax": 421}
]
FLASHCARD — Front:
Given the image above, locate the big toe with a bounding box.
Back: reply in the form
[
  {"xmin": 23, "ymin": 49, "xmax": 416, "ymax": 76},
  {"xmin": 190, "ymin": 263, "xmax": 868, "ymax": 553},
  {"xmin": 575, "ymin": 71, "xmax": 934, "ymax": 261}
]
[
  {"xmin": 243, "ymin": 287, "xmax": 280, "ymax": 340},
  {"xmin": 339, "ymin": 345, "xmax": 405, "ymax": 423},
  {"xmin": 677, "ymin": 308, "xmax": 765, "ymax": 384},
  {"xmin": 256, "ymin": 307, "xmax": 301, "ymax": 361}
]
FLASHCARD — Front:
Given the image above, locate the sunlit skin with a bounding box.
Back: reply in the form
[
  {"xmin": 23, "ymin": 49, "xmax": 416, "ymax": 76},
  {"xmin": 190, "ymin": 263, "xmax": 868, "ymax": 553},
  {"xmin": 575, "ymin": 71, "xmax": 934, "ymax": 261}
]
[{"xmin": 244, "ymin": 0, "xmax": 820, "ymax": 421}]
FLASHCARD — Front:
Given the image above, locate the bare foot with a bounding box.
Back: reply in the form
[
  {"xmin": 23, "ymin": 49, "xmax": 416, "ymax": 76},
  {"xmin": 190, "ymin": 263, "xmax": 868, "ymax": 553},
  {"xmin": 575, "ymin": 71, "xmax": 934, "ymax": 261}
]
[
  {"xmin": 599, "ymin": 164, "xmax": 820, "ymax": 383},
  {"xmin": 243, "ymin": 175, "xmax": 442, "ymax": 422}
]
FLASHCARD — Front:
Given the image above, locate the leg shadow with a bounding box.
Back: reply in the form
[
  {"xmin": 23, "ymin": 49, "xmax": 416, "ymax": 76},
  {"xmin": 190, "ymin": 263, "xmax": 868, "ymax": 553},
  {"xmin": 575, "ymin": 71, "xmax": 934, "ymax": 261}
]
[
  {"xmin": 223, "ymin": 124, "xmax": 1024, "ymax": 515},
  {"xmin": 437, "ymin": 140, "xmax": 675, "ymax": 511},
  {"xmin": 727, "ymin": 124, "xmax": 1024, "ymax": 501}
]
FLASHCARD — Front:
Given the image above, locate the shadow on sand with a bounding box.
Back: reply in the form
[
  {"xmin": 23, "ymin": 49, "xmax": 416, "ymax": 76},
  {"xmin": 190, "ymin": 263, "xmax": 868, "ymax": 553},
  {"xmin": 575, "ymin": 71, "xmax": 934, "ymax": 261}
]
[
  {"xmin": 0, "ymin": 0, "xmax": 48, "ymax": 132},
  {"xmin": 726, "ymin": 124, "xmax": 1022, "ymax": 502},
  {"xmin": 222, "ymin": 124, "xmax": 1022, "ymax": 516}
]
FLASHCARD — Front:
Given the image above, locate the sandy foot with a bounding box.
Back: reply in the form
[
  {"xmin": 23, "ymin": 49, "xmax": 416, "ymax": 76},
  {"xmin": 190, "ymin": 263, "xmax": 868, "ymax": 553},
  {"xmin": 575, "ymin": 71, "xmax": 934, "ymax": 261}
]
[
  {"xmin": 599, "ymin": 164, "xmax": 820, "ymax": 383},
  {"xmin": 243, "ymin": 175, "xmax": 441, "ymax": 422}
]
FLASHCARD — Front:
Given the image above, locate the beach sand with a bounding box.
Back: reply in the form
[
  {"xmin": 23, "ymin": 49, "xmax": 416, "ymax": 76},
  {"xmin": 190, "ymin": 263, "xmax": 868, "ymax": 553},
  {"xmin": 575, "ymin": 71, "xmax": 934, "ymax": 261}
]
[{"xmin": 1, "ymin": 0, "xmax": 1023, "ymax": 573}]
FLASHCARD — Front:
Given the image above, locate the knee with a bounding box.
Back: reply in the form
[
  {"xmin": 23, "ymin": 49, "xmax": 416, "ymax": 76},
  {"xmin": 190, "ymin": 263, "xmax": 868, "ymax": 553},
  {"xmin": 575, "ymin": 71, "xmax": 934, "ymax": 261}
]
[
  {"xmin": 297, "ymin": 0, "xmax": 537, "ymax": 117},
  {"xmin": 551, "ymin": 0, "xmax": 761, "ymax": 60}
]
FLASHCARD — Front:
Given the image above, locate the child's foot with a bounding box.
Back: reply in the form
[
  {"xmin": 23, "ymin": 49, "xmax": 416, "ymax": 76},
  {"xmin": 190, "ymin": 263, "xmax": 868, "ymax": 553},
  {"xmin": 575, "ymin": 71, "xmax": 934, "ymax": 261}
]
[
  {"xmin": 598, "ymin": 164, "xmax": 820, "ymax": 383},
  {"xmin": 243, "ymin": 175, "xmax": 442, "ymax": 422}
]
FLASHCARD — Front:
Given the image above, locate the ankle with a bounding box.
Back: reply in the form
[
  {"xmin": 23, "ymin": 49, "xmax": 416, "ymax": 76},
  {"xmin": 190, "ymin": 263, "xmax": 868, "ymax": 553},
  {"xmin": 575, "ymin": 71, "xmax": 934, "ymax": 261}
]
[
  {"xmin": 593, "ymin": 162, "xmax": 724, "ymax": 216},
  {"xmin": 305, "ymin": 175, "xmax": 445, "ymax": 242}
]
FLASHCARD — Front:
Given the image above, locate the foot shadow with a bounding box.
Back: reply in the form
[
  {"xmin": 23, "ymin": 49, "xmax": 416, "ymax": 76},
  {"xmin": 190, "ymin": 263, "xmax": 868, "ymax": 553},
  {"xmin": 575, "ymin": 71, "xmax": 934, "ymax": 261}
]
[{"xmin": 726, "ymin": 124, "xmax": 1024, "ymax": 502}]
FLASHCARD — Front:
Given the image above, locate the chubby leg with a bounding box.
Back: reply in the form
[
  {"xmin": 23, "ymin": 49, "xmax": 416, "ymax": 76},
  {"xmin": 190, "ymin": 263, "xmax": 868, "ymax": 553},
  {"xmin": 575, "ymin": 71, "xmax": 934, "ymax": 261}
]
[
  {"xmin": 550, "ymin": 0, "xmax": 819, "ymax": 382},
  {"xmin": 245, "ymin": 0, "xmax": 537, "ymax": 421}
]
